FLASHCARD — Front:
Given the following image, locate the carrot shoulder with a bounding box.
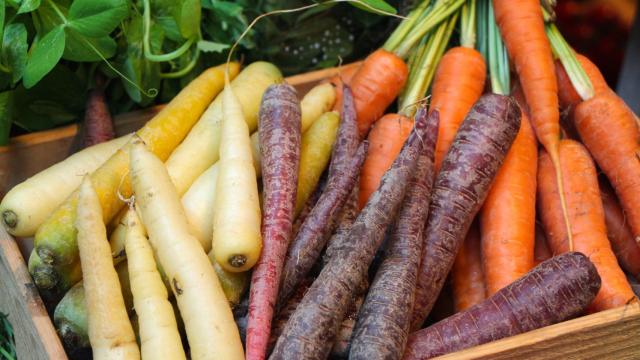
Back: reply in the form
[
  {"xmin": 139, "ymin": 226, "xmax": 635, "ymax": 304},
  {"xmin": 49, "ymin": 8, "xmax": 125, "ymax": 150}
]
[{"xmin": 537, "ymin": 139, "xmax": 636, "ymax": 311}]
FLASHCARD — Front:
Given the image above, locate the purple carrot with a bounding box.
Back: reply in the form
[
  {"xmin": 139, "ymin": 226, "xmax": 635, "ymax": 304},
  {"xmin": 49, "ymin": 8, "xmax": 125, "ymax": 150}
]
[
  {"xmin": 411, "ymin": 94, "xmax": 521, "ymax": 330},
  {"xmin": 403, "ymin": 252, "xmax": 601, "ymax": 360},
  {"xmin": 328, "ymin": 85, "xmax": 359, "ymax": 178},
  {"xmin": 278, "ymin": 142, "xmax": 368, "ymax": 305},
  {"xmin": 81, "ymin": 75, "xmax": 115, "ymax": 148},
  {"xmin": 292, "ymin": 176, "xmax": 325, "ymax": 237},
  {"xmin": 247, "ymin": 84, "xmax": 301, "ymax": 360},
  {"xmin": 269, "ymin": 107, "xmax": 433, "ymax": 360},
  {"xmin": 349, "ymin": 108, "xmax": 439, "ymax": 360},
  {"xmin": 323, "ymin": 178, "xmax": 360, "ymax": 265}
]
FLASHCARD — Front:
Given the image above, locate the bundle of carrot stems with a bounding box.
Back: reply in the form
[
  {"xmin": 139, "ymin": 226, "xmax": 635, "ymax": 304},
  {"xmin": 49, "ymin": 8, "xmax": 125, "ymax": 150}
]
[{"xmin": 1, "ymin": 0, "xmax": 639, "ymax": 359}]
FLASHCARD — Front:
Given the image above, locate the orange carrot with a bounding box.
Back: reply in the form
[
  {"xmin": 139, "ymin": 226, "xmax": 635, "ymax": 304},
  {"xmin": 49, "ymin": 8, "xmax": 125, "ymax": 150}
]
[
  {"xmin": 599, "ymin": 180, "xmax": 640, "ymax": 278},
  {"xmin": 574, "ymin": 92, "xmax": 640, "ymax": 247},
  {"xmin": 329, "ymin": 64, "xmax": 361, "ymax": 112},
  {"xmin": 534, "ymin": 222, "xmax": 552, "ymax": 266},
  {"xmin": 555, "ymin": 54, "xmax": 609, "ymax": 110},
  {"xmin": 348, "ymin": 49, "xmax": 409, "ymax": 138},
  {"xmin": 430, "ymin": 47, "xmax": 486, "ymax": 171},
  {"xmin": 537, "ymin": 139, "xmax": 636, "ymax": 311},
  {"xmin": 358, "ymin": 113, "xmax": 413, "ymax": 209},
  {"xmin": 451, "ymin": 222, "xmax": 485, "ymax": 312},
  {"xmin": 493, "ymin": 0, "xmax": 572, "ymax": 250},
  {"xmin": 480, "ymin": 92, "xmax": 537, "ymax": 296}
]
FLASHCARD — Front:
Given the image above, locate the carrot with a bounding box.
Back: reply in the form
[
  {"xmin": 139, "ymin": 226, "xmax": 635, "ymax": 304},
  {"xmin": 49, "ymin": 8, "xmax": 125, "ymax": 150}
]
[
  {"xmin": 431, "ymin": 47, "xmax": 486, "ymax": 171},
  {"xmin": 537, "ymin": 139, "xmax": 636, "ymax": 311},
  {"xmin": 403, "ymin": 252, "xmax": 601, "ymax": 360},
  {"xmin": 555, "ymin": 54, "xmax": 608, "ymax": 111},
  {"xmin": 451, "ymin": 222, "xmax": 486, "ymax": 312},
  {"xmin": 291, "ymin": 180, "xmax": 324, "ymax": 238},
  {"xmin": 130, "ymin": 139, "xmax": 243, "ymax": 359},
  {"xmin": 348, "ymin": 49, "xmax": 409, "ymax": 138},
  {"xmin": 322, "ymin": 177, "xmax": 360, "ymax": 265},
  {"xmin": 574, "ymin": 92, "xmax": 640, "ymax": 247},
  {"xmin": 330, "ymin": 293, "xmax": 365, "ymax": 359},
  {"xmin": 270, "ymin": 108, "xmax": 432, "ymax": 360},
  {"xmin": 1, "ymin": 134, "xmax": 131, "ymax": 237},
  {"xmin": 211, "ymin": 73, "xmax": 263, "ymax": 273},
  {"xmin": 358, "ymin": 113, "xmax": 414, "ymax": 209},
  {"xmin": 245, "ymin": 84, "xmax": 301, "ymax": 360},
  {"xmin": 534, "ymin": 222, "xmax": 552, "ymax": 266},
  {"xmin": 600, "ymin": 180, "xmax": 640, "ymax": 278},
  {"xmin": 75, "ymin": 177, "xmax": 139, "ymax": 360},
  {"xmin": 278, "ymin": 143, "xmax": 368, "ymax": 305},
  {"xmin": 79, "ymin": 74, "xmax": 115, "ymax": 148},
  {"xmin": 124, "ymin": 208, "xmax": 185, "ymax": 360},
  {"xmin": 328, "ymin": 85, "xmax": 360, "ymax": 179},
  {"xmin": 480, "ymin": 91, "xmax": 537, "ymax": 296},
  {"xmin": 492, "ymin": 0, "xmax": 573, "ymax": 252},
  {"xmin": 32, "ymin": 64, "xmax": 234, "ymax": 294},
  {"xmin": 412, "ymin": 94, "xmax": 521, "ymax": 330},
  {"xmin": 349, "ymin": 108, "xmax": 438, "ymax": 360}
]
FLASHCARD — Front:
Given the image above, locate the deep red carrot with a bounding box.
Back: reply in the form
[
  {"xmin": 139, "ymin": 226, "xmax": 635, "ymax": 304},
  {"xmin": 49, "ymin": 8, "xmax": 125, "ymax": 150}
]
[
  {"xmin": 278, "ymin": 143, "xmax": 368, "ymax": 305},
  {"xmin": 403, "ymin": 252, "xmax": 601, "ymax": 360},
  {"xmin": 348, "ymin": 49, "xmax": 409, "ymax": 138},
  {"xmin": 349, "ymin": 108, "xmax": 438, "ymax": 360},
  {"xmin": 246, "ymin": 84, "xmax": 301, "ymax": 360},
  {"xmin": 600, "ymin": 180, "xmax": 640, "ymax": 278},
  {"xmin": 328, "ymin": 85, "xmax": 360, "ymax": 178},
  {"xmin": 451, "ymin": 222, "xmax": 486, "ymax": 312},
  {"xmin": 411, "ymin": 94, "xmax": 521, "ymax": 330},
  {"xmin": 270, "ymin": 108, "xmax": 433, "ymax": 360},
  {"xmin": 80, "ymin": 75, "xmax": 115, "ymax": 148}
]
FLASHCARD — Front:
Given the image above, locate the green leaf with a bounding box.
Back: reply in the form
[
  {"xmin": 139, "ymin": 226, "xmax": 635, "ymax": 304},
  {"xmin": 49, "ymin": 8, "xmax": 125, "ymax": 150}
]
[
  {"xmin": 174, "ymin": 0, "xmax": 200, "ymax": 39},
  {"xmin": 2, "ymin": 23, "xmax": 28, "ymax": 84},
  {"xmin": 23, "ymin": 25, "xmax": 65, "ymax": 88},
  {"xmin": 63, "ymin": 28, "xmax": 116, "ymax": 61},
  {"xmin": 68, "ymin": 0, "xmax": 128, "ymax": 37},
  {"xmin": 0, "ymin": 0, "xmax": 6, "ymax": 44},
  {"xmin": 197, "ymin": 40, "xmax": 228, "ymax": 53},
  {"xmin": 349, "ymin": 0, "xmax": 397, "ymax": 15},
  {"xmin": 0, "ymin": 90, "xmax": 13, "ymax": 145},
  {"xmin": 17, "ymin": 0, "xmax": 40, "ymax": 14}
]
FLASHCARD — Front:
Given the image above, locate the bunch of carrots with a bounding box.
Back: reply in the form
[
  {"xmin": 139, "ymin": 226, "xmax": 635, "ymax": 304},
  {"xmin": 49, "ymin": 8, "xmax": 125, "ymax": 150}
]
[{"xmin": 1, "ymin": 0, "xmax": 639, "ymax": 359}]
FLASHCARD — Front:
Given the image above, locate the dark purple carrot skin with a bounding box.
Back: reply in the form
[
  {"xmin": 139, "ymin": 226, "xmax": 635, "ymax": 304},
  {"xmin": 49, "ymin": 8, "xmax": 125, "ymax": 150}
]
[
  {"xmin": 349, "ymin": 108, "xmax": 439, "ymax": 360},
  {"xmin": 411, "ymin": 94, "xmax": 521, "ymax": 331},
  {"xmin": 269, "ymin": 278, "xmax": 314, "ymax": 354},
  {"xmin": 292, "ymin": 178, "xmax": 325, "ymax": 237},
  {"xmin": 331, "ymin": 293, "xmax": 365, "ymax": 359},
  {"xmin": 269, "ymin": 107, "xmax": 432, "ymax": 360},
  {"xmin": 323, "ymin": 179, "xmax": 360, "ymax": 265},
  {"xmin": 328, "ymin": 85, "xmax": 360, "ymax": 178},
  {"xmin": 403, "ymin": 252, "xmax": 601, "ymax": 360},
  {"xmin": 247, "ymin": 84, "xmax": 302, "ymax": 360},
  {"xmin": 278, "ymin": 142, "xmax": 368, "ymax": 305},
  {"xmin": 81, "ymin": 77, "xmax": 115, "ymax": 148}
]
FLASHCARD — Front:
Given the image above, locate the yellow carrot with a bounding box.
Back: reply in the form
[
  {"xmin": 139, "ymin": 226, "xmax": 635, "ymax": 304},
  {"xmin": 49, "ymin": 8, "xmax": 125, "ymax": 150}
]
[
  {"xmin": 76, "ymin": 177, "xmax": 139, "ymax": 360},
  {"xmin": 32, "ymin": 64, "xmax": 235, "ymax": 294},
  {"xmin": 125, "ymin": 208, "xmax": 185, "ymax": 360},
  {"xmin": 130, "ymin": 139, "xmax": 243, "ymax": 360}
]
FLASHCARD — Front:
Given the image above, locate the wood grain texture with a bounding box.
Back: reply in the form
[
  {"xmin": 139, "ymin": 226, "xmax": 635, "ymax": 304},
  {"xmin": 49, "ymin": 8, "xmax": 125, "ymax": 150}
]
[
  {"xmin": 434, "ymin": 302, "xmax": 640, "ymax": 360},
  {"xmin": 0, "ymin": 225, "xmax": 68, "ymax": 360}
]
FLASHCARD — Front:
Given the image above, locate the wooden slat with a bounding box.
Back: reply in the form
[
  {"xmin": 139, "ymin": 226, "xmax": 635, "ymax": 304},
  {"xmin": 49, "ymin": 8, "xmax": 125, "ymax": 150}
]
[
  {"xmin": 435, "ymin": 303, "xmax": 640, "ymax": 359},
  {"xmin": 0, "ymin": 226, "xmax": 68, "ymax": 360}
]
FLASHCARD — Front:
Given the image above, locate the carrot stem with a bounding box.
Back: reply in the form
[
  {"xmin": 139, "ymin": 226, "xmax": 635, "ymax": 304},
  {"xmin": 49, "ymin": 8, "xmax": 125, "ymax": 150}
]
[
  {"xmin": 460, "ymin": 0, "xmax": 477, "ymax": 48},
  {"xmin": 487, "ymin": 0, "xmax": 509, "ymax": 95},
  {"xmin": 544, "ymin": 21, "xmax": 594, "ymax": 101},
  {"xmin": 383, "ymin": 1, "xmax": 433, "ymax": 52},
  {"xmin": 395, "ymin": 0, "xmax": 466, "ymax": 58}
]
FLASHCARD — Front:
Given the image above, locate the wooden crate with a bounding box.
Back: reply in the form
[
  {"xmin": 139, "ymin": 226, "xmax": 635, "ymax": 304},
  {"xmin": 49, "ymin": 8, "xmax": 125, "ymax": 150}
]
[{"xmin": 1, "ymin": 64, "xmax": 639, "ymax": 360}]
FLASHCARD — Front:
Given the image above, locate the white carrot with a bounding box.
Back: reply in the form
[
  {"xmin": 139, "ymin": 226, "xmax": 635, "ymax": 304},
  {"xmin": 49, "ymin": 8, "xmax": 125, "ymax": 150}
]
[
  {"xmin": 1, "ymin": 134, "xmax": 131, "ymax": 237},
  {"xmin": 124, "ymin": 207, "xmax": 185, "ymax": 360},
  {"xmin": 211, "ymin": 75, "xmax": 263, "ymax": 273},
  {"xmin": 130, "ymin": 140, "xmax": 243, "ymax": 360},
  {"xmin": 75, "ymin": 177, "xmax": 139, "ymax": 360}
]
